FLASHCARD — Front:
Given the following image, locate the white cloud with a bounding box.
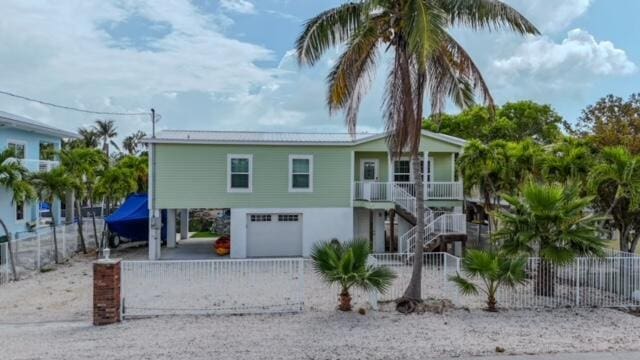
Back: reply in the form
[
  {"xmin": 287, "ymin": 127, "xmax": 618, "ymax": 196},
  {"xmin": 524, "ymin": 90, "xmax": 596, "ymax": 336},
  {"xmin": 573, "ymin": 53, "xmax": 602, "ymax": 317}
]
[
  {"xmin": 220, "ymin": 0, "xmax": 256, "ymax": 14},
  {"xmin": 505, "ymin": 0, "xmax": 592, "ymax": 33},
  {"xmin": 494, "ymin": 29, "xmax": 637, "ymax": 77}
]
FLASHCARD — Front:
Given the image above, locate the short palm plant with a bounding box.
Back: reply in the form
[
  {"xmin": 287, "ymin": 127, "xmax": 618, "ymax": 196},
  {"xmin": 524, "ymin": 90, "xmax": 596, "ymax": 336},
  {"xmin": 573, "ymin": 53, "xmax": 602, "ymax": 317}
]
[
  {"xmin": 450, "ymin": 249, "xmax": 527, "ymax": 312},
  {"xmin": 311, "ymin": 239, "xmax": 395, "ymax": 311}
]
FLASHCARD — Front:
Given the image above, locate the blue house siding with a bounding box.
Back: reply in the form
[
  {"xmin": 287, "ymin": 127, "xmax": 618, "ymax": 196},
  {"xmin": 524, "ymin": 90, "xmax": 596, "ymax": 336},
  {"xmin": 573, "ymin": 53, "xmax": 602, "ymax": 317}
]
[{"xmin": 0, "ymin": 128, "xmax": 63, "ymax": 238}]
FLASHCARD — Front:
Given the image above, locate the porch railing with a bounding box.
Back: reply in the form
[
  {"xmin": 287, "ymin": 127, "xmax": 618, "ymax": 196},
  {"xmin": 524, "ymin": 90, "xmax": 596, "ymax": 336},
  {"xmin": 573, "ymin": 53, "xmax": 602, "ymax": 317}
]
[
  {"xmin": 353, "ymin": 181, "xmax": 463, "ymax": 202},
  {"xmin": 12, "ymin": 158, "xmax": 60, "ymax": 172}
]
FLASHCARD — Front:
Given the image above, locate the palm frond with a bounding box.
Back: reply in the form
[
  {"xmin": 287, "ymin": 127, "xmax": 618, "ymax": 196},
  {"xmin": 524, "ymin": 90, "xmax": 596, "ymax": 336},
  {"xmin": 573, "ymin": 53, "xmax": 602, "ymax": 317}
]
[{"xmin": 436, "ymin": 0, "xmax": 540, "ymax": 35}]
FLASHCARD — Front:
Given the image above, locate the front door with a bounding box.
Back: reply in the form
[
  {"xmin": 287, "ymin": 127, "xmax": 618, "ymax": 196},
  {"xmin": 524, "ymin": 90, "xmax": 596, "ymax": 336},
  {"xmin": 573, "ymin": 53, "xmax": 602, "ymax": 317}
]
[{"xmin": 360, "ymin": 159, "xmax": 379, "ymax": 200}]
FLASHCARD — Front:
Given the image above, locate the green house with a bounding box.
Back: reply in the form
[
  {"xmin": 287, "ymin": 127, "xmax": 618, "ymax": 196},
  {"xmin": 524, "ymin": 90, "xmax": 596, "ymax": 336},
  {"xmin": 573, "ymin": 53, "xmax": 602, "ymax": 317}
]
[{"xmin": 147, "ymin": 130, "xmax": 466, "ymax": 259}]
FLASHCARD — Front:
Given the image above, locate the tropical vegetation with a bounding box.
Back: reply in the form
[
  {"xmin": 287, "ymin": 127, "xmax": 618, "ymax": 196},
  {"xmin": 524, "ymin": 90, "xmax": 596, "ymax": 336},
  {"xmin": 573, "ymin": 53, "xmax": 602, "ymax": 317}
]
[
  {"xmin": 297, "ymin": 0, "xmax": 538, "ymax": 313},
  {"xmin": 450, "ymin": 249, "xmax": 527, "ymax": 312},
  {"xmin": 310, "ymin": 239, "xmax": 395, "ymax": 311}
]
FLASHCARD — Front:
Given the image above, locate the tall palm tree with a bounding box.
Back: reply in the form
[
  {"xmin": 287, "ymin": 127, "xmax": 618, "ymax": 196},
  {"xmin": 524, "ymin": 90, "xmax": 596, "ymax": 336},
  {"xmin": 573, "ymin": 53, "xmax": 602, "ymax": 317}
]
[
  {"xmin": 93, "ymin": 119, "xmax": 119, "ymax": 156},
  {"xmin": 122, "ymin": 131, "xmax": 147, "ymax": 155},
  {"xmin": 30, "ymin": 168, "xmax": 73, "ymax": 264},
  {"xmin": 59, "ymin": 148, "xmax": 106, "ymax": 252},
  {"xmin": 495, "ymin": 182, "xmax": 605, "ymax": 296},
  {"xmin": 542, "ymin": 138, "xmax": 595, "ymax": 185},
  {"xmin": 588, "ymin": 147, "xmax": 640, "ymax": 253},
  {"xmin": 0, "ymin": 149, "xmax": 36, "ymax": 280},
  {"xmin": 78, "ymin": 128, "xmax": 100, "ymax": 148},
  {"xmin": 296, "ymin": 0, "xmax": 538, "ymax": 311},
  {"xmin": 457, "ymin": 140, "xmax": 510, "ymax": 234}
]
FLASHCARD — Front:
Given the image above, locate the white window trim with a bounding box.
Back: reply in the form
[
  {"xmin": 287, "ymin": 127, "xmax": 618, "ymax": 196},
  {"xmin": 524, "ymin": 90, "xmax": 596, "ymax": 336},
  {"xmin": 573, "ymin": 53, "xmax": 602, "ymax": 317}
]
[
  {"xmin": 15, "ymin": 200, "xmax": 27, "ymax": 223},
  {"xmin": 359, "ymin": 158, "xmax": 379, "ymax": 181},
  {"xmin": 288, "ymin": 154, "xmax": 313, "ymax": 193},
  {"xmin": 7, "ymin": 139, "xmax": 28, "ymax": 160},
  {"xmin": 227, "ymin": 154, "xmax": 253, "ymax": 193},
  {"xmin": 393, "ymin": 158, "xmax": 412, "ymax": 183}
]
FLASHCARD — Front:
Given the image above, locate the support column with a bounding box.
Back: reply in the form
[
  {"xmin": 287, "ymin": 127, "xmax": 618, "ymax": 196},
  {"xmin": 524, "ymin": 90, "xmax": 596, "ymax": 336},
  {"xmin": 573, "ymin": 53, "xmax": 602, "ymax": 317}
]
[
  {"xmin": 373, "ymin": 210, "xmax": 385, "ymax": 253},
  {"xmin": 167, "ymin": 209, "xmax": 176, "ymax": 248},
  {"xmin": 148, "ymin": 209, "xmax": 161, "ymax": 260},
  {"xmin": 180, "ymin": 209, "xmax": 189, "ymax": 240}
]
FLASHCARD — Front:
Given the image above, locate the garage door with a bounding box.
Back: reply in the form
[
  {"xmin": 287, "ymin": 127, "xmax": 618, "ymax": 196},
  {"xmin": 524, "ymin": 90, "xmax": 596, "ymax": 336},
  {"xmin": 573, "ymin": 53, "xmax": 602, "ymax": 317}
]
[{"xmin": 246, "ymin": 213, "xmax": 303, "ymax": 257}]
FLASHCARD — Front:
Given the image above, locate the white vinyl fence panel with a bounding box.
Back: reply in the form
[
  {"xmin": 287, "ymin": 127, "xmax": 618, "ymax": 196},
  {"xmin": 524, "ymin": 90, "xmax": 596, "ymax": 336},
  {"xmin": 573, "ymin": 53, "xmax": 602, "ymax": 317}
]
[{"xmin": 121, "ymin": 258, "xmax": 305, "ymax": 317}]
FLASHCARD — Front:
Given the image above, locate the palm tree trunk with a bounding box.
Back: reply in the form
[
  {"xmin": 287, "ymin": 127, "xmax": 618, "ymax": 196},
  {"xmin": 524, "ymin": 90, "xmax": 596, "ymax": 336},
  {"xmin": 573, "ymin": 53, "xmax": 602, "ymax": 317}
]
[
  {"xmin": 88, "ymin": 192, "xmax": 99, "ymax": 249},
  {"xmin": 0, "ymin": 218, "xmax": 18, "ymax": 281},
  {"xmin": 51, "ymin": 211, "xmax": 59, "ymax": 264},
  {"xmin": 338, "ymin": 287, "xmax": 352, "ymax": 311},
  {"xmin": 75, "ymin": 199, "xmax": 87, "ymax": 254}
]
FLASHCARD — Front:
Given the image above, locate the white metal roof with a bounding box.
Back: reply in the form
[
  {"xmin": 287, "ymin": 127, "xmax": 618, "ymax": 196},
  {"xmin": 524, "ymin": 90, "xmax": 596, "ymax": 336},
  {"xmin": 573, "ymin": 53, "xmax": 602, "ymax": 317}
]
[
  {"xmin": 150, "ymin": 130, "xmax": 380, "ymax": 144},
  {"xmin": 0, "ymin": 111, "xmax": 79, "ymax": 139},
  {"xmin": 146, "ymin": 129, "xmax": 466, "ymax": 147}
]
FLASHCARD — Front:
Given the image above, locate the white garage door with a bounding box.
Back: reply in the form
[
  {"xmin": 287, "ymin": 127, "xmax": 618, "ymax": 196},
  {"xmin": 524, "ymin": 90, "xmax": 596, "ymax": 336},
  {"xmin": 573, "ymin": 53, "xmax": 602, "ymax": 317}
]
[{"xmin": 246, "ymin": 213, "xmax": 303, "ymax": 257}]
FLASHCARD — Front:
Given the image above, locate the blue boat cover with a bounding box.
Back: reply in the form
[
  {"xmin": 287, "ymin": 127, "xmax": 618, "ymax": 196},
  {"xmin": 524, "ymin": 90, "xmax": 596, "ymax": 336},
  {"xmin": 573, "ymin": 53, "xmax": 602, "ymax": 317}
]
[{"xmin": 105, "ymin": 194, "xmax": 150, "ymax": 241}]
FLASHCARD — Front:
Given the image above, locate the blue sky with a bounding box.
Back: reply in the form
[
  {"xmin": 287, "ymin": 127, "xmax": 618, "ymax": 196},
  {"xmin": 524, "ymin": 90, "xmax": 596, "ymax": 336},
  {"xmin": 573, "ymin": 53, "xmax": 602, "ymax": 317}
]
[{"xmin": 0, "ymin": 0, "xmax": 638, "ymax": 139}]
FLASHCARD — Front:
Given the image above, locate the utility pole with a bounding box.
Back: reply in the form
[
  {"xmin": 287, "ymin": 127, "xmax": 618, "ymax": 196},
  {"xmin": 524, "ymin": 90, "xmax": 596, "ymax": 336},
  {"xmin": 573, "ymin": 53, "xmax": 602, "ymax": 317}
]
[{"xmin": 151, "ymin": 108, "xmax": 156, "ymax": 138}]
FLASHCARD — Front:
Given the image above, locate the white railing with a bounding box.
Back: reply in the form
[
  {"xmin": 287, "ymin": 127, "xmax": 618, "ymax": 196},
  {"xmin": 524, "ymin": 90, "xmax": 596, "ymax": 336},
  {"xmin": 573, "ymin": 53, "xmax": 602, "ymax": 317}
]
[
  {"xmin": 12, "ymin": 158, "xmax": 60, "ymax": 172},
  {"xmin": 404, "ymin": 213, "xmax": 466, "ymax": 254},
  {"xmin": 391, "ymin": 183, "xmax": 416, "ymax": 215},
  {"xmin": 121, "ymin": 258, "xmax": 305, "ymax": 317},
  {"xmin": 353, "ymin": 181, "xmax": 463, "ymax": 202},
  {"xmin": 427, "ymin": 182, "xmax": 463, "ymax": 199},
  {"xmin": 0, "ymin": 219, "xmax": 103, "ymax": 284}
]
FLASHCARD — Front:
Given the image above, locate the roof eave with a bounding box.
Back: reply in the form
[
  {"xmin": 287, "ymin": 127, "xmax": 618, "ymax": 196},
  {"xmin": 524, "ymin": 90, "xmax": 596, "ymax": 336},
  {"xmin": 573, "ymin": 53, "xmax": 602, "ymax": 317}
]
[{"xmin": 0, "ymin": 117, "xmax": 80, "ymax": 139}]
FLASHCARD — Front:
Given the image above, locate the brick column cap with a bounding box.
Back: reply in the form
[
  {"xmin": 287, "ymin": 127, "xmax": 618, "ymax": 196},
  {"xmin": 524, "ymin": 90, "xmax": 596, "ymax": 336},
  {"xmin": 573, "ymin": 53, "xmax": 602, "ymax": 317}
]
[{"xmin": 94, "ymin": 258, "xmax": 122, "ymax": 265}]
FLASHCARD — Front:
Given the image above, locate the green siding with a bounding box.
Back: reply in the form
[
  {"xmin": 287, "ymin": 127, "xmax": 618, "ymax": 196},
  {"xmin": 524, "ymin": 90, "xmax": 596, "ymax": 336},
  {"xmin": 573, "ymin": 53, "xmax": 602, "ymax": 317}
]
[
  {"xmin": 354, "ymin": 152, "xmax": 389, "ymax": 181},
  {"xmin": 155, "ymin": 144, "xmax": 352, "ymax": 209}
]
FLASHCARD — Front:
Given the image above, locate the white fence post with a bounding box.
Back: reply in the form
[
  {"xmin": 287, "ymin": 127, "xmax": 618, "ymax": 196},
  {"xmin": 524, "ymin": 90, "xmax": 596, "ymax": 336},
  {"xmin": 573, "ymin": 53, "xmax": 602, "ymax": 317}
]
[
  {"xmin": 62, "ymin": 225, "xmax": 67, "ymax": 260},
  {"xmin": 299, "ymin": 258, "xmax": 305, "ymax": 312},
  {"xmin": 575, "ymin": 258, "xmax": 580, "ymax": 307},
  {"xmin": 367, "ymin": 255, "xmax": 379, "ymax": 310},
  {"xmin": 36, "ymin": 232, "xmax": 41, "ymax": 270}
]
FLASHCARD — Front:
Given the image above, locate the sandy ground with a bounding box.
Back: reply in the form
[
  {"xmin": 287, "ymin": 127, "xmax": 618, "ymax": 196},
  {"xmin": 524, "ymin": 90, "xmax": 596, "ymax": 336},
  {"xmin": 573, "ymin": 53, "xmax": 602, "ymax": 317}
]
[{"xmin": 1, "ymin": 249, "xmax": 640, "ymax": 359}]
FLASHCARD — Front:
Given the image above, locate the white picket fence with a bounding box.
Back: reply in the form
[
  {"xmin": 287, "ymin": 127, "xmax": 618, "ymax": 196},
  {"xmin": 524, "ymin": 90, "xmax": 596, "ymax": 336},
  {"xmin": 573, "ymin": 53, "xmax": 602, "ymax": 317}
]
[{"xmin": 0, "ymin": 218, "xmax": 104, "ymax": 284}]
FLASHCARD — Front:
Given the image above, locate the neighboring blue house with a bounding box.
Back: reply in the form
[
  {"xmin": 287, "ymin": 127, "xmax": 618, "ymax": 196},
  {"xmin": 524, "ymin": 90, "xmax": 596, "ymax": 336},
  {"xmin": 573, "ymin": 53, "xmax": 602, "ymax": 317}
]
[{"xmin": 0, "ymin": 111, "xmax": 78, "ymax": 239}]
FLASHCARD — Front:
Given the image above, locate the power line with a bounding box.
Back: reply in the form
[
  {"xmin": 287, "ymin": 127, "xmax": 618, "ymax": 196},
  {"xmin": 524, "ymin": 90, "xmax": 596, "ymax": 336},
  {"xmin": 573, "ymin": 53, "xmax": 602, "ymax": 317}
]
[{"xmin": 0, "ymin": 90, "xmax": 150, "ymax": 116}]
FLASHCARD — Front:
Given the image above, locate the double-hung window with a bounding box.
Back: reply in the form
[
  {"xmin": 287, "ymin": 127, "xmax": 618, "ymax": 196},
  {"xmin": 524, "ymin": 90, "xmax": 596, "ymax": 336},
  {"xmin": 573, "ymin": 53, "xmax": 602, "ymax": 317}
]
[
  {"xmin": 15, "ymin": 200, "xmax": 26, "ymax": 222},
  {"xmin": 227, "ymin": 154, "xmax": 252, "ymax": 192},
  {"xmin": 289, "ymin": 155, "xmax": 313, "ymax": 192},
  {"xmin": 8, "ymin": 140, "xmax": 26, "ymax": 159},
  {"xmin": 393, "ymin": 160, "xmax": 411, "ymax": 182}
]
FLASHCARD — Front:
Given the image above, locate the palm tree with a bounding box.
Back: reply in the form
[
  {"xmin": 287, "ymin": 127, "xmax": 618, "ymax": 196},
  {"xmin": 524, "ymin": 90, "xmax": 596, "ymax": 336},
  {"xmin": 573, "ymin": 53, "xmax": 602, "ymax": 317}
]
[
  {"xmin": 494, "ymin": 182, "xmax": 605, "ymax": 296},
  {"xmin": 0, "ymin": 149, "xmax": 36, "ymax": 280},
  {"xmin": 311, "ymin": 239, "xmax": 395, "ymax": 311},
  {"xmin": 457, "ymin": 140, "xmax": 510, "ymax": 235},
  {"xmin": 588, "ymin": 147, "xmax": 640, "ymax": 253},
  {"xmin": 450, "ymin": 249, "xmax": 527, "ymax": 312},
  {"xmin": 296, "ymin": 0, "xmax": 538, "ymax": 311},
  {"xmin": 59, "ymin": 148, "xmax": 107, "ymax": 252},
  {"xmin": 30, "ymin": 168, "xmax": 72, "ymax": 264},
  {"xmin": 122, "ymin": 131, "xmax": 147, "ymax": 155},
  {"xmin": 542, "ymin": 138, "xmax": 595, "ymax": 185},
  {"xmin": 93, "ymin": 120, "xmax": 119, "ymax": 156},
  {"xmin": 78, "ymin": 128, "xmax": 100, "ymax": 148},
  {"xmin": 117, "ymin": 155, "xmax": 148, "ymax": 193}
]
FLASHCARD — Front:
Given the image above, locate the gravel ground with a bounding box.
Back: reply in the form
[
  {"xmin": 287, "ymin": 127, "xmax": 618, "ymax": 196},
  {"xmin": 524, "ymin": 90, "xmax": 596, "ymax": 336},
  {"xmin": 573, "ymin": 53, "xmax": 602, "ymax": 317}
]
[{"xmin": 1, "ymin": 250, "xmax": 640, "ymax": 359}]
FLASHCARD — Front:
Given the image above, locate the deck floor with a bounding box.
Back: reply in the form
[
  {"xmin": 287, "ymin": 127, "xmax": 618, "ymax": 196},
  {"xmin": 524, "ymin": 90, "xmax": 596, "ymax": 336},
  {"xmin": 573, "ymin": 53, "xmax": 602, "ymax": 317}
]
[{"xmin": 161, "ymin": 237, "xmax": 223, "ymax": 260}]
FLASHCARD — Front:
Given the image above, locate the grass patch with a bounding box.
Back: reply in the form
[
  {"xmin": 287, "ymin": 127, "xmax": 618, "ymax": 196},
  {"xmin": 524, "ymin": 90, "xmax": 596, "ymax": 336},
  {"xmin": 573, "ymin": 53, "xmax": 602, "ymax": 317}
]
[
  {"xmin": 605, "ymin": 239, "xmax": 640, "ymax": 254},
  {"xmin": 191, "ymin": 231, "xmax": 220, "ymax": 238}
]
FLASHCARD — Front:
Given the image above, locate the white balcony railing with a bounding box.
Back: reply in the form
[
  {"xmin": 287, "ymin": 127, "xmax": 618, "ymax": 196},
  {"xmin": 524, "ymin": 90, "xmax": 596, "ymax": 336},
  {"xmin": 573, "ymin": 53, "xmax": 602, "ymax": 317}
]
[
  {"xmin": 353, "ymin": 181, "xmax": 463, "ymax": 202},
  {"xmin": 12, "ymin": 158, "xmax": 60, "ymax": 172}
]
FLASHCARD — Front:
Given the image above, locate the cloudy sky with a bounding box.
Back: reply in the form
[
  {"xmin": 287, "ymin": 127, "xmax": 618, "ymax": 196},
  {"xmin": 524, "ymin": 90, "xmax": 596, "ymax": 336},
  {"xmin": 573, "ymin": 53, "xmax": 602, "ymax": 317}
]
[{"xmin": 0, "ymin": 0, "xmax": 638, "ymax": 139}]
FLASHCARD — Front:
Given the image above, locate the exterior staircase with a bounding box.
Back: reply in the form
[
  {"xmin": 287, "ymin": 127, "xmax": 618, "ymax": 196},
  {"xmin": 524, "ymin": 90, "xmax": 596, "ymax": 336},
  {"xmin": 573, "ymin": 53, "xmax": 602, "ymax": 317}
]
[{"xmin": 390, "ymin": 183, "xmax": 466, "ymax": 254}]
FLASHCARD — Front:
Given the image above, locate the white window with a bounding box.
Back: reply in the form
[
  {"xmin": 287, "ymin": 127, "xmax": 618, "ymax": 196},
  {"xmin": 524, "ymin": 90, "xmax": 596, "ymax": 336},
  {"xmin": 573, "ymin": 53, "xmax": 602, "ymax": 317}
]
[
  {"xmin": 289, "ymin": 155, "xmax": 313, "ymax": 192},
  {"xmin": 393, "ymin": 160, "xmax": 411, "ymax": 182},
  {"xmin": 227, "ymin": 154, "xmax": 252, "ymax": 192},
  {"xmin": 250, "ymin": 214, "xmax": 271, "ymax": 222},
  {"xmin": 278, "ymin": 214, "xmax": 299, "ymax": 222},
  {"xmin": 8, "ymin": 140, "xmax": 26, "ymax": 159},
  {"xmin": 15, "ymin": 200, "xmax": 26, "ymax": 222}
]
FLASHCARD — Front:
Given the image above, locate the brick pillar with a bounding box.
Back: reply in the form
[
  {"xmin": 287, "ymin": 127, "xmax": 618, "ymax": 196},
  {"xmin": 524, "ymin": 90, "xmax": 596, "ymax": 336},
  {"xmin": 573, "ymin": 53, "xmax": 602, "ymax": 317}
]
[{"xmin": 93, "ymin": 259, "xmax": 121, "ymax": 326}]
